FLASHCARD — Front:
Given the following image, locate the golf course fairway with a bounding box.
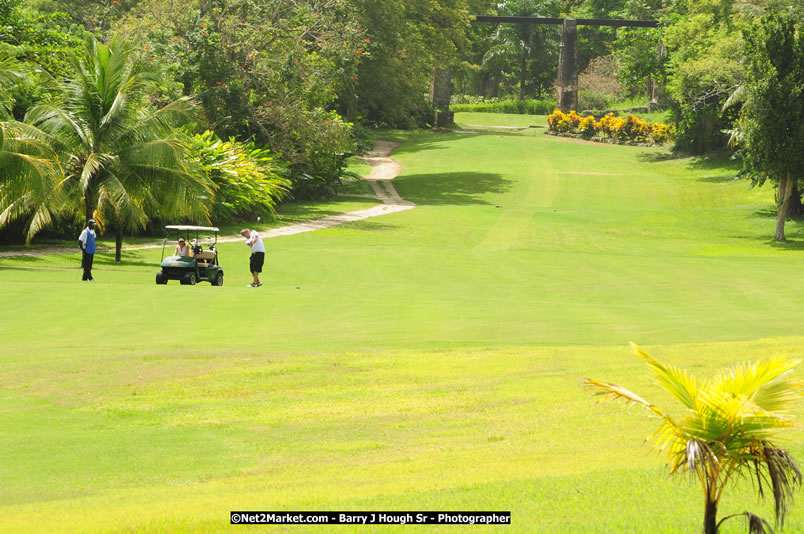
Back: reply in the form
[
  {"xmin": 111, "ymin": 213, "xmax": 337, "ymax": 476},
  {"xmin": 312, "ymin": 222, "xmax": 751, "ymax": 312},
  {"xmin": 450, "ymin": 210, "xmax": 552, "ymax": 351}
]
[{"xmin": 1, "ymin": 112, "xmax": 802, "ymax": 533}]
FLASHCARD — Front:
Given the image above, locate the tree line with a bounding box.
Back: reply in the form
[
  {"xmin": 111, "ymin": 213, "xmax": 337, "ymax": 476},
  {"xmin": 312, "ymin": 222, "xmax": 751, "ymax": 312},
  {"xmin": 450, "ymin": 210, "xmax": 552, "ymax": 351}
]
[{"xmin": 0, "ymin": 0, "xmax": 802, "ymax": 249}]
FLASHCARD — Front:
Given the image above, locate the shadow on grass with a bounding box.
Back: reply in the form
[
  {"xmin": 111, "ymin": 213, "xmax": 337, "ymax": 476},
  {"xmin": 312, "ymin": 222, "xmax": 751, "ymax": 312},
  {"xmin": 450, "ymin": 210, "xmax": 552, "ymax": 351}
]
[
  {"xmin": 635, "ymin": 151, "xmax": 690, "ymax": 163},
  {"xmin": 377, "ymin": 131, "xmax": 495, "ymax": 157},
  {"xmin": 94, "ymin": 252, "xmax": 153, "ymax": 268},
  {"xmin": 0, "ymin": 249, "xmax": 153, "ymax": 267},
  {"xmin": 696, "ymin": 174, "xmax": 747, "ymax": 184},
  {"xmin": 341, "ymin": 219, "xmax": 401, "ymax": 232},
  {"xmin": 636, "ymin": 151, "xmax": 740, "ymax": 167},
  {"xmin": 394, "ymin": 172, "xmax": 510, "ymax": 206},
  {"xmin": 637, "ymin": 150, "xmax": 745, "ymax": 183},
  {"xmin": 765, "ymin": 238, "xmax": 804, "ymax": 251},
  {"xmin": 752, "ymin": 207, "xmax": 778, "ymax": 219},
  {"xmin": 726, "ymin": 224, "xmax": 804, "ymax": 250}
]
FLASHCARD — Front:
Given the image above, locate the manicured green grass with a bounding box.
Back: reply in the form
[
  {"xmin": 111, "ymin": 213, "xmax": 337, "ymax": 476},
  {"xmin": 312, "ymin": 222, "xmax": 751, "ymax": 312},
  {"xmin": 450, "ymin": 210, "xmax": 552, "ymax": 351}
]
[
  {"xmin": 346, "ymin": 155, "xmax": 373, "ymax": 179},
  {"xmin": 338, "ymin": 178, "xmax": 374, "ymax": 196},
  {"xmin": 453, "ymin": 111, "xmax": 547, "ymax": 132},
  {"xmin": 2, "ymin": 115, "xmax": 803, "ymax": 533}
]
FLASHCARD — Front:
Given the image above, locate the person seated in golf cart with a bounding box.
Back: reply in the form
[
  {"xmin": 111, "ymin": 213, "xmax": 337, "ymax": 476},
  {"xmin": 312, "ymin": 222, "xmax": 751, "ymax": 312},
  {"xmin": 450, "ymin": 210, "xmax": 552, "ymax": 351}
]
[{"xmin": 174, "ymin": 237, "xmax": 193, "ymax": 257}]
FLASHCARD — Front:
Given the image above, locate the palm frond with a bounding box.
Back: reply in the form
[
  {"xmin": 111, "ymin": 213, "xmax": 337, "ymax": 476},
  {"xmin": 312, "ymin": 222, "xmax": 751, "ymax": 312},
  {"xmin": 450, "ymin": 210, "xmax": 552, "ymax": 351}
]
[
  {"xmin": 717, "ymin": 512, "xmax": 774, "ymax": 534},
  {"xmin": 755, "ymin": 445, "xmax": 802, "ymax": 526},
  {"xmin": 584, "ymin": 378, "xmax": 673, "ymax": 423},
  {"xmin": 0, "ymin": 55, "xmax": 24, "ymax": 89},
  {"xmin": 667, "ymin": 438, "xmax": 720, "ymax": 491},
  {"xmin": 26, "ymin": 104, "xmax": 91, "ymax": 153},
  {"xmin": 25, "ymin": 203, "xmax": 56, "ymax": 244},
  {"xmin": 0, "ymin": 122, "xmax": 65, "ymax": 241},
  {"xmin": 708, "ymin": 358, "xmax": 801, "ymax": 414},
  {"xmin": 733, "ymin": 1, "xmax": 766, "ymax": 17},
  {"xmin": 631, "ymin": 343, "xmax": 698, "ymax": 410},
  {"xmin": 97, "ymin": 173, "xmax": 148, "ymax": 232},
  {"xmin": 0, "ymin": 55, "xmax": 24, "ymax": 117},
  {"xmin": 115, "ymin": 97, "xmax": 197, "ymax": 147},
  {"xmin": 79, "ymin": 152, "xmax": 116, "ymax": 195},
  {"xmin": 722, "ymin": 84, "xmax": 748, "ymax": 111}
]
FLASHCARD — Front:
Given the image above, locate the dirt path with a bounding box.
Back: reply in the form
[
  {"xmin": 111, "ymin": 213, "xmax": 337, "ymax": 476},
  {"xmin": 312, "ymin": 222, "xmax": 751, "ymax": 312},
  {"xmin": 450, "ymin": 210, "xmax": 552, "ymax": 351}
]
[{"xmin": 0, "ymin": 141, "xmax": 412, "ymax": 257}]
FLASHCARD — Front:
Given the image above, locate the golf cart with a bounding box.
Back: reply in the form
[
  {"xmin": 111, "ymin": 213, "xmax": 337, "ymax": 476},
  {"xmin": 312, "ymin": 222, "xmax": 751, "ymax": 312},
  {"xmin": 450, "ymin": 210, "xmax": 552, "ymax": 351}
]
[{"xmin": 155, "ymin": 225, "xmax": 224, "ymax": 286}]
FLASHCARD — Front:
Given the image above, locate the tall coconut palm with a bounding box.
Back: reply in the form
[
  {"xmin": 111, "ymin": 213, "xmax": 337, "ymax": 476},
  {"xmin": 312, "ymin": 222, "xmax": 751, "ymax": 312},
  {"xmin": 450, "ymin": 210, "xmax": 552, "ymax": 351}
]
[
  {"xmin": 586, "ymin": 344, "xmax": 801, "ymax": 534},
  {"xmin": 1, "ymin": 38, "xmax": 211, "ymax": 260}
]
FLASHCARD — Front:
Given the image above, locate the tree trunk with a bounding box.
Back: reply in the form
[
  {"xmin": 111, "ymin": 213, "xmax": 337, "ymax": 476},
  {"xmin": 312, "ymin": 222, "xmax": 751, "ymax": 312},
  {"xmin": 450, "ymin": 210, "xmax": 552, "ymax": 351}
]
[
  {"xmin": 703, "ymin": 497, "xmax": 718, "ymax": 534},
  {"xmin": 519, "ymin": 53, "xmax": 527, "ymax": 101},
  {"xmin": 115, "ymin": 225, "xmax": 123, "ymax": 263},
  {"xmin": 84, "ymin": 192, "xmax": 95, "ymax": 224},
  {"xmin": 775, "ymin": 171, "xmax": 795, "ymax": 241}
]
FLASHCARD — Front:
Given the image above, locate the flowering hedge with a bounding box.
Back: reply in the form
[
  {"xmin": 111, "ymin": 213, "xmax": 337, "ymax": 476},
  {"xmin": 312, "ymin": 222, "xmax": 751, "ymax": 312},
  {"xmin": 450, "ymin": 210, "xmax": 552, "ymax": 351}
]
[{"xmin": 547, "ymin": 109, "xmax": 676, "ymax": 144}]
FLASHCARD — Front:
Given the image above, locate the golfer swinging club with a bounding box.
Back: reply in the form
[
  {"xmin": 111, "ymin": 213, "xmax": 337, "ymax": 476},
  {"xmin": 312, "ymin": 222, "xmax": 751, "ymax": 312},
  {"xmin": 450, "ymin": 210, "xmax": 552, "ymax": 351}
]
[{"xmin": 240, "ymin": 228, "xmax": 265, "ymax": 287}]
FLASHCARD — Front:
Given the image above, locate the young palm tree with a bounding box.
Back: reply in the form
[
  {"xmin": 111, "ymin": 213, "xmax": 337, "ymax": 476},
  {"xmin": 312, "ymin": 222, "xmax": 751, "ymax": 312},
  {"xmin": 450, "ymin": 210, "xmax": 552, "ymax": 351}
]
[
  {"xmin": 586, "ymin": 344, "xmax": 801, "ymax": 534},
  {"xmin": 1, "ymin": 38, "xmax": 211, "ymax": 260}
]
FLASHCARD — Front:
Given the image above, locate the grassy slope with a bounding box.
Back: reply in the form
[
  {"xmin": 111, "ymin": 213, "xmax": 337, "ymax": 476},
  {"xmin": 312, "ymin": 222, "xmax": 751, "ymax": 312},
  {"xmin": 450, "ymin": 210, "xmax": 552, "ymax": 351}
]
[{"xmin": 1, "ymin": 113, "xmax": 803, "ymax": 533}]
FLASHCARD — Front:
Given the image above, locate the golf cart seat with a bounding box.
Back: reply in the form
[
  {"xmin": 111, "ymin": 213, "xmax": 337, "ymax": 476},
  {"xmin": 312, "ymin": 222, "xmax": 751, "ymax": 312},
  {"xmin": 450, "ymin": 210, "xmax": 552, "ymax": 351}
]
[{"xmin": 194, "ymin": 249, "xmax": 216, "ymax": 267}]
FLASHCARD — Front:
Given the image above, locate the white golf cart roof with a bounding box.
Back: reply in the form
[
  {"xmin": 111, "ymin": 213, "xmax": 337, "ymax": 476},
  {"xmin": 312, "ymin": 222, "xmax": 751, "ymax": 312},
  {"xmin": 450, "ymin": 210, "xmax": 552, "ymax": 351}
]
[{"xmin": 165, "ymin": 225, "xmax": 220, "ymax": 232}]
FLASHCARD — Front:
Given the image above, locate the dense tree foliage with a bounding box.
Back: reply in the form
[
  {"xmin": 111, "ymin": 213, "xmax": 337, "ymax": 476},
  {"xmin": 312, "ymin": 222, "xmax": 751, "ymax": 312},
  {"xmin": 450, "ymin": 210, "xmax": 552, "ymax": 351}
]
[
  {"xmin": 1, "ymin": 0, "xmax": 802, "ymax": 246},
  {"xmin": 346, "ymin": 0, "xmax": 475, "ymax": 127},
  {"xmin": 482, "ymin": 0, "xmax": 560, "ymax": 101},
  {"xmin": 740, "ymin": 13, "xmax": 803, "ymax": 241}
]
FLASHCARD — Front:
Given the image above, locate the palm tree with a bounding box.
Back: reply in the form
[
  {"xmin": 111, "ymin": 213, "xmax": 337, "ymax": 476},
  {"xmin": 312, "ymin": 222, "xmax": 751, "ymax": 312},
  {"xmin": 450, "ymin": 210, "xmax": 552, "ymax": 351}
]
[
  {"xmin": 0, "ymin": 121, "xmax": 65, "ymax": 241},
  {"xmin": 482, "ymin": 0, "xmax": 557, "ymax": 100},
  {"xmin": 1, "ymin": 38, "xmax": 211, "ymax": 260},
  {"xmin": 0, "ymin": 54, "xmax": 23, "ymax": 118},
  {"xmin": 586, "ymin": 344, "xmax": 801, "ymax": 534},
  {"xmin": 0, "ymin": 54, "xmax": 66, "ymax": 240}
]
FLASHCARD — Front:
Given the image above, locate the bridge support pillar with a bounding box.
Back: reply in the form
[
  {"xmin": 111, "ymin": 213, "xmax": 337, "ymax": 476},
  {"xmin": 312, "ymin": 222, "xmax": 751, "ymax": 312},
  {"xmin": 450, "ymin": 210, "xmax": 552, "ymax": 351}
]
[{"xmin": 556, "ymin": 19, "xmax": 578, "ymax": 112}]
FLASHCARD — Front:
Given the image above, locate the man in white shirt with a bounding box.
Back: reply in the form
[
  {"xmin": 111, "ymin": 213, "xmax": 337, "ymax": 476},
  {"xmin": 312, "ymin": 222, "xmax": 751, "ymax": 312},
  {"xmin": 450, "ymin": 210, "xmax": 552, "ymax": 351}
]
[{"xmin": 240, "ymin": 229, "xmax": 265, "ymax": 287}]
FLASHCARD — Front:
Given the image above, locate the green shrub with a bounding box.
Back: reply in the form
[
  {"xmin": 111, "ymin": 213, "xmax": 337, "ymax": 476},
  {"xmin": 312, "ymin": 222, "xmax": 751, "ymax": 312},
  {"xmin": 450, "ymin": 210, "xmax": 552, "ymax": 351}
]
[
  {"xmin": 254, "ymin": 105, "xmax": 359, "ymax": 200},
  {"xmin": 450, "ymin": 98, "xmax": 556, "ymax": 115},
  {"xmin": 577, "ymin": 90, "xmax": 614, "ymax": 112},
  {"xmin": 190, "ymin": 131, "xmax": 291, "ymax": 223}
]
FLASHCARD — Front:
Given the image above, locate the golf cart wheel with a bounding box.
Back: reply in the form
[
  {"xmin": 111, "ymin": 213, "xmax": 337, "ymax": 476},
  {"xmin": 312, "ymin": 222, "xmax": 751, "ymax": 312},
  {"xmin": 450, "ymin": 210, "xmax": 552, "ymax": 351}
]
[
  {"xmin": 155, "ymin": 271, "xmax": 167, "ymax": 285},
  {"xmin": 212, "ymin": 271, "xmax": 223, "ymax": 286},
  {"xmin": 181, "ymin": 272, "xmax": 196, "ymax": 285}
]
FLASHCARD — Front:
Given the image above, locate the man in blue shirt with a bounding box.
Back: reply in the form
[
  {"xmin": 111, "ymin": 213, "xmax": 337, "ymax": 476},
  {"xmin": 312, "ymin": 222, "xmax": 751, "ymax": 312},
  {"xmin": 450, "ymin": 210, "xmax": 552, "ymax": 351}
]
[{"xmin": 78, "ymin": 219, "xmax": 97, "ymax": 281}]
